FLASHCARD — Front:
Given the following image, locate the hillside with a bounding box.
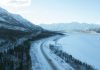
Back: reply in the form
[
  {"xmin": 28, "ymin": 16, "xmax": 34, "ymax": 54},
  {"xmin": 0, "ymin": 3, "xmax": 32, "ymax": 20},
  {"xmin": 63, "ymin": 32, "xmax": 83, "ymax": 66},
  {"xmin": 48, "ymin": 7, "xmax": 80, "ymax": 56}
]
[{"xmin": 0, "ymin": 8, "xmax": 58, "ymax": 70}]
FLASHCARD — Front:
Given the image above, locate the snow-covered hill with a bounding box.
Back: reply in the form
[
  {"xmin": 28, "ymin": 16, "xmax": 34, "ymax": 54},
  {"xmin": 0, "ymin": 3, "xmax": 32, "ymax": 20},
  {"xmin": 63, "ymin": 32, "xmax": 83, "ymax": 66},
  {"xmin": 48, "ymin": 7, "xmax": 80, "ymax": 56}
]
[
  {"xmin": 0, "ymin": 8, "xmax": 59, "ymax": 70},
  {"xmin": 0, "ymin": 7, "xmax": 43, "ymax": 32},
  {"xmin": 0, "ymin": 7, "xmax": 45, "ymax": 53}
]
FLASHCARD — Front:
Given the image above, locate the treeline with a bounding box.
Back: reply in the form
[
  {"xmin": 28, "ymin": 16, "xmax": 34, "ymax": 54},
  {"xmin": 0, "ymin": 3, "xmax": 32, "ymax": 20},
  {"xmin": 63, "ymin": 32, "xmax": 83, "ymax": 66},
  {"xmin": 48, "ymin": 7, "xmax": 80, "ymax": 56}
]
[
  {"xmin": 88, "ymin": 27, "xmax": 100, "ymax": 33},
  {"xmin": 0, "ymin": 27, "xmax": 31, "ymax": 40},
  {"xmin": 49, "ymin": 44, "xmax": 97, "ymax": 70}
]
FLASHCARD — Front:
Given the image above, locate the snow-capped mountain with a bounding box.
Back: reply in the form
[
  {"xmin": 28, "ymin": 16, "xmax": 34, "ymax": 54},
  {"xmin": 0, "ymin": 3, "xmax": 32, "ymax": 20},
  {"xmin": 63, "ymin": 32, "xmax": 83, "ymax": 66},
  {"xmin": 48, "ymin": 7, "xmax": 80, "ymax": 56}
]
[{"xmin": 40, "ymin": 23, "xmax": 100, "ymax": 33}]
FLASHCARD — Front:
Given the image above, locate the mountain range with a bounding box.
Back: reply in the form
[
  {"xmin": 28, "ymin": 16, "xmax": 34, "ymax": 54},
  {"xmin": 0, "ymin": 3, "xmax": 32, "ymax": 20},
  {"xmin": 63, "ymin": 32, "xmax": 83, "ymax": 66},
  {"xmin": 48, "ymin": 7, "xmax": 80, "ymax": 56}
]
[{"xmin": 40, "ymin": 22, "xmax": 100, "ymax": 33}]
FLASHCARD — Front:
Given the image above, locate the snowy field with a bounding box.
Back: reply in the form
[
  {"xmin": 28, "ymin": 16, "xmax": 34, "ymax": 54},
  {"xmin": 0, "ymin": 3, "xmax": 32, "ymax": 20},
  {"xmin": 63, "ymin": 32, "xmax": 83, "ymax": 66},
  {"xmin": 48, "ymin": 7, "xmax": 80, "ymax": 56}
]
[{"xmin": 58, "ymin": 32, "xmax": 100, "ymax": 70}]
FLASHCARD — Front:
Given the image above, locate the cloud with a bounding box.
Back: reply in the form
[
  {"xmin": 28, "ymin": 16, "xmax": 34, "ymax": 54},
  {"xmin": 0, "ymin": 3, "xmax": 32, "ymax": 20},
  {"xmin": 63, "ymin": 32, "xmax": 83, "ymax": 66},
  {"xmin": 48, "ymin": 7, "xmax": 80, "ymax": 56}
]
[{"xmin": 0, "ymin": 0, "xmax": 31, "ymax": 7}]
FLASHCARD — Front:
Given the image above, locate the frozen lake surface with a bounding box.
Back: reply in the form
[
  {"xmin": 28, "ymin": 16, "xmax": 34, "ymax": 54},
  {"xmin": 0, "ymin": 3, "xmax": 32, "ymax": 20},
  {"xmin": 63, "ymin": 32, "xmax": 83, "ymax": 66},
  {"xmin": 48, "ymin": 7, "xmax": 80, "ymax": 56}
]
[{"xmin": 58, "ymin": 32, "xmax": 100, "ymax": 70}]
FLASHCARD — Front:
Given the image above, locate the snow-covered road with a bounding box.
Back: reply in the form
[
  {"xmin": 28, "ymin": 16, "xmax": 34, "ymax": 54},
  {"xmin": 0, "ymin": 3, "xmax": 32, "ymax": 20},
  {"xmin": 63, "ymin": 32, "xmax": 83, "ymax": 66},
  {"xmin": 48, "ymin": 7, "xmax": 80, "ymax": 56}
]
[
  {"xmin": 30, "ymin": 35, "xmax": 74, "ymax": 70},
  {"xmin": 40, "ymin": 41, "xmax": 58, "ymax": 70}
]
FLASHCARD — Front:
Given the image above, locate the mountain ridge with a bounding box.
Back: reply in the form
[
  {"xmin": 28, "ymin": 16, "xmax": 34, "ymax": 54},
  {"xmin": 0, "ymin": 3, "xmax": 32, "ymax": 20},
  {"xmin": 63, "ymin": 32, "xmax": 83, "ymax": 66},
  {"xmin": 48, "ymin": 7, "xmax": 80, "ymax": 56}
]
[{"xmin": 40, "ymin": 22, "xmax": 100, "ymax": 33}]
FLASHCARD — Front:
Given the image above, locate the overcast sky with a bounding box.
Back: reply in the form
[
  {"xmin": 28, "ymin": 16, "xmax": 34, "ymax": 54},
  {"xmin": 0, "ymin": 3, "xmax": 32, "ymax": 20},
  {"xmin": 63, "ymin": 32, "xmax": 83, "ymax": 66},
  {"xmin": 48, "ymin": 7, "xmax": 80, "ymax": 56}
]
[{"xmin": 0, "ymin": 0, "xmax": 100, "ymax": 24}]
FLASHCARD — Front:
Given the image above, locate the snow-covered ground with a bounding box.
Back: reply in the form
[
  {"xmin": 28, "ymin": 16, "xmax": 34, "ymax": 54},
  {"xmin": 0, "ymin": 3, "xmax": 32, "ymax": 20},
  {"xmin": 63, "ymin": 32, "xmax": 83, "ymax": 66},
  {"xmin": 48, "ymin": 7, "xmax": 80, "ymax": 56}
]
[
  {"xmin": 30, "ymin": 36, "xmax": 74, "ymax": 70},
  {"xmin": 42, "ymin": 40, "xmax": 74, "ymax": 70},
  {"xmin": 58, "ymin": 32, "xmax": 100, "ymax": 70},
  {"xmin": 30, "ymin": 40, "xmax": 52, "ymax": 70}
]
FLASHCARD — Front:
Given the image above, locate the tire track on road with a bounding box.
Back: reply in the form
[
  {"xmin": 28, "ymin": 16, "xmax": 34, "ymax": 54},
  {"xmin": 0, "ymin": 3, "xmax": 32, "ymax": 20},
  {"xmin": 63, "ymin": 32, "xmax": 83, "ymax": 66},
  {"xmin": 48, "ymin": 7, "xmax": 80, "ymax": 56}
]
[{"xmin": 40, "ymin": 41, "xmax": 59, "ymax": 70}]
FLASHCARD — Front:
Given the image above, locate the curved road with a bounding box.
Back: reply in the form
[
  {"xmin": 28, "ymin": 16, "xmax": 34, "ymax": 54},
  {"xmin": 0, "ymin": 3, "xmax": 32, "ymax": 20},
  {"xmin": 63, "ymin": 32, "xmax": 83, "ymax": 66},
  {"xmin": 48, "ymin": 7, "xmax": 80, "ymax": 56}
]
[{"xmin": 31, "ymin": 35, "xmax": 74, "ymax": 70}]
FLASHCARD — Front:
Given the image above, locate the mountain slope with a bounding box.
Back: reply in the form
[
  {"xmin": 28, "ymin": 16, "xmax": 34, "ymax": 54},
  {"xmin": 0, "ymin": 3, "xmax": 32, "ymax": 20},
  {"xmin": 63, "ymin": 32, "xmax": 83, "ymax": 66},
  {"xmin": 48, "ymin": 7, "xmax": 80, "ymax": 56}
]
[
  {"xmin": 0, "ymin": 7, "xmax": 43, "ymax": 32},
  {"xmin": 0, "ymin": 8, "xmax": 59, "ymax": 70},
  {"xmin": 0, "ymin": 7, "xmax": 45, "ymax": 52}
]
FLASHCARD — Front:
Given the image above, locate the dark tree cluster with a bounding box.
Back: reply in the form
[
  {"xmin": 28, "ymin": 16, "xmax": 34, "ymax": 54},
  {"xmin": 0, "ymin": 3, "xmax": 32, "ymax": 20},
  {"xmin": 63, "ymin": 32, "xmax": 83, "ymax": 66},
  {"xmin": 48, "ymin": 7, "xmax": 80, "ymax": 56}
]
[
  {"xmin": 0, "ymin": 27, "xmax": 31, "ymax": 40},
  {"xmin": 88, "ymin": 27, "xmax": 100, "ymax": 33},
  {"xmin": 0, "ymin": 40, "xmax": 32, "ymax": 70}
]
